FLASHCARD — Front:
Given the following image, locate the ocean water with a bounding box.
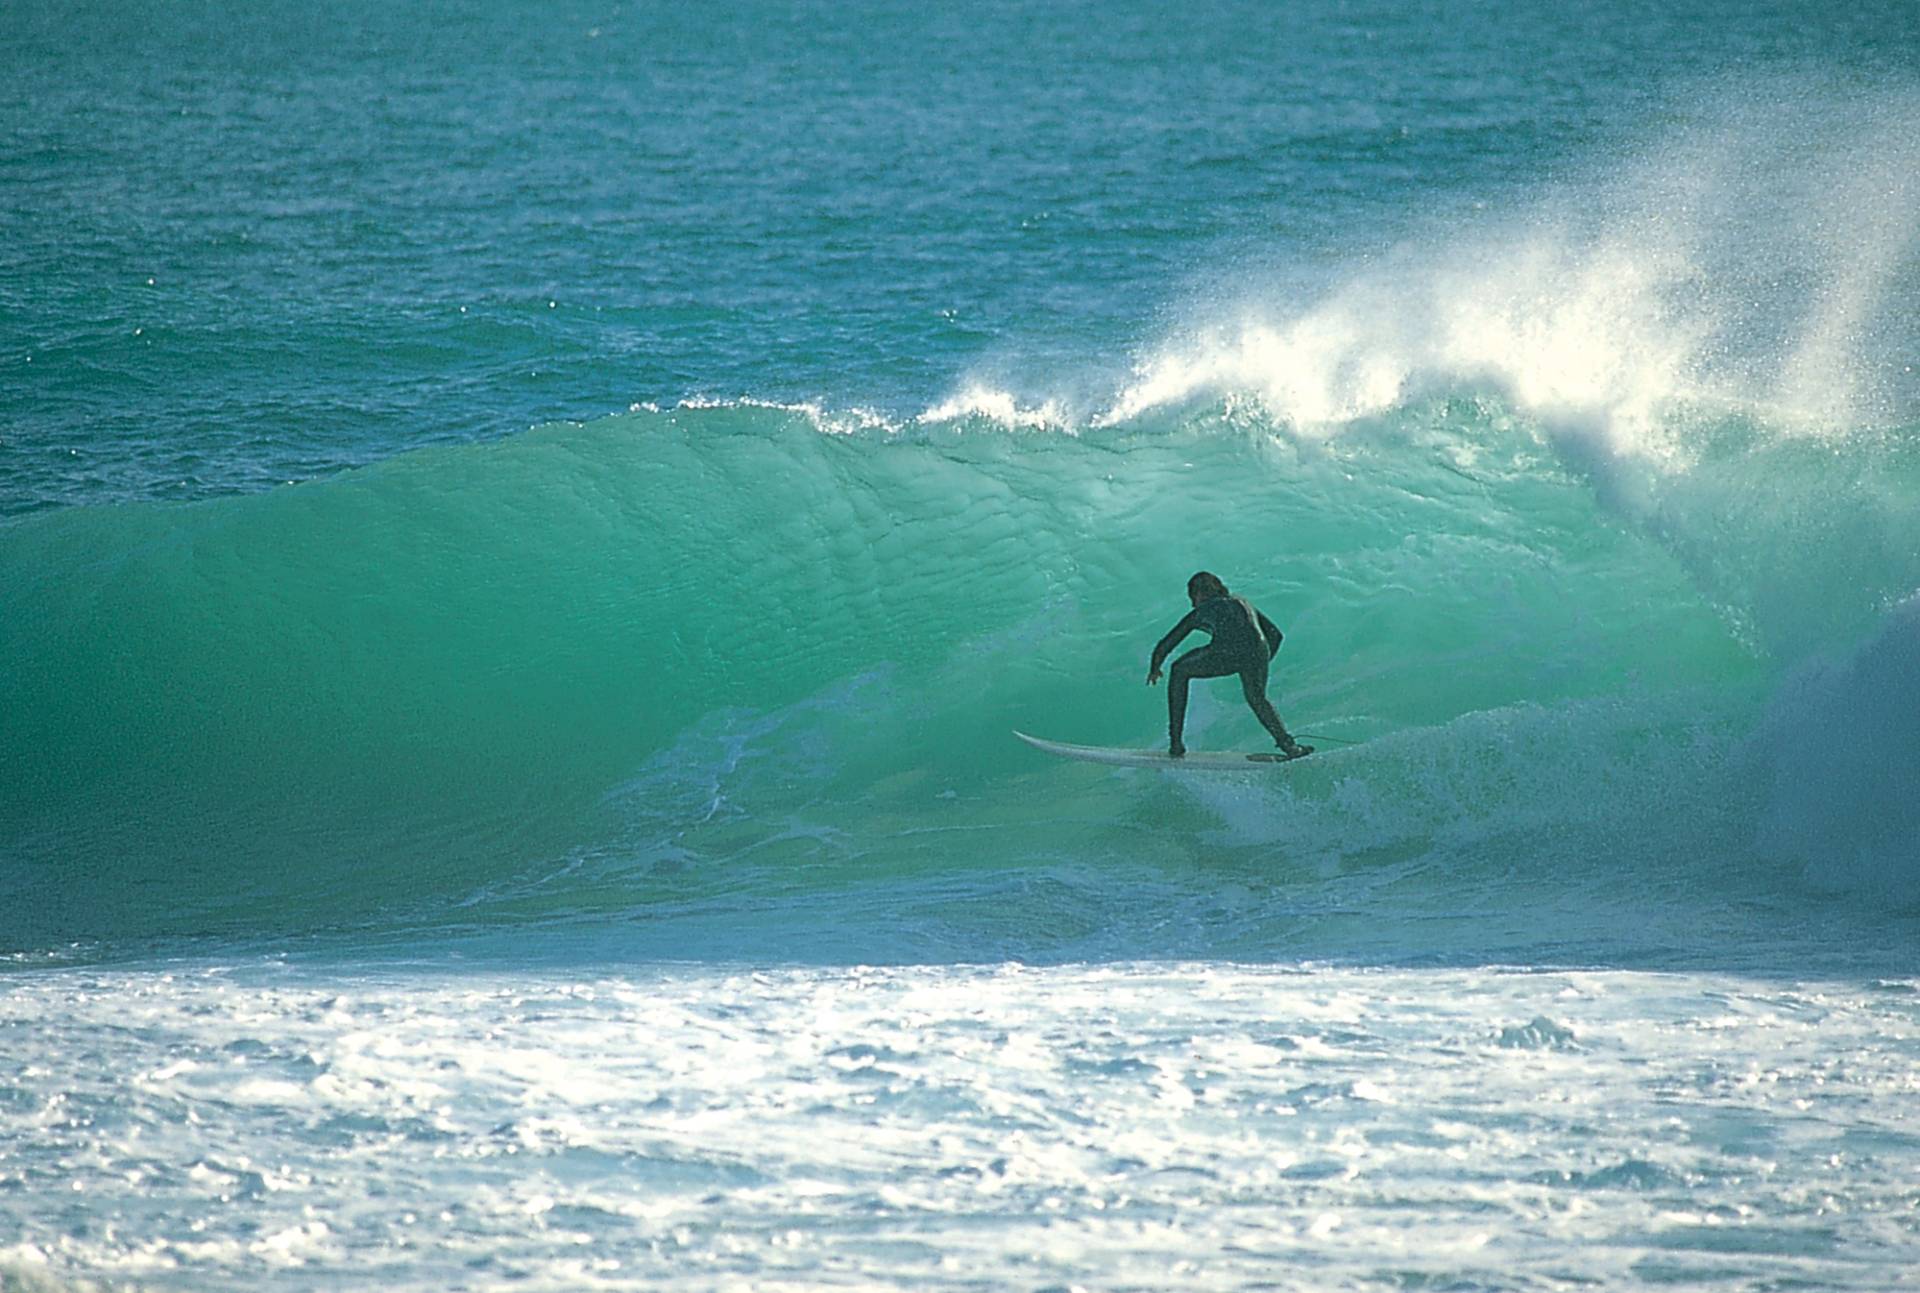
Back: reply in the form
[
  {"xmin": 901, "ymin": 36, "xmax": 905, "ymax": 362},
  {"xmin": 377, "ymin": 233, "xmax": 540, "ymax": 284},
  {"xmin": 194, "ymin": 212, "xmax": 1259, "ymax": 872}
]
[{"xmin": 4, "ymin": 0, "xmax": 1919, "ymax": 1288}]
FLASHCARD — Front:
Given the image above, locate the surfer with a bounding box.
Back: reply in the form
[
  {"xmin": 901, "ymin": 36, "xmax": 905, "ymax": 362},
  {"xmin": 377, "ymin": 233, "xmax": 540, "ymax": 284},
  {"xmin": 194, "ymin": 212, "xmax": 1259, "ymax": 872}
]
[{"xmin": 1147, "ymin": 571, "xmax": 1311, "ymax": 761}]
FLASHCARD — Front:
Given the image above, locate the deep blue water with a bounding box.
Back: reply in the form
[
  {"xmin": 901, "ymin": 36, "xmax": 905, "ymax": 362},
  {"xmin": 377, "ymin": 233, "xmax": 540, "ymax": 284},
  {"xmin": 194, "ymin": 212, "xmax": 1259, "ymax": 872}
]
[{"xmin": 6, "ymin": 0, "xmax": 1914, "ymax": 511}]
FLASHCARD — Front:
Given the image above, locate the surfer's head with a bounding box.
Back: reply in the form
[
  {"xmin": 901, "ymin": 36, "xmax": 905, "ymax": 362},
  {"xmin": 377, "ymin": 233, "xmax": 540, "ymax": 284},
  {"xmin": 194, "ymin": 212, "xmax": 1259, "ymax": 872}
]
[{"xmin": 1187, "ymin": 571, "xmax": 1229, "ymax": 605}]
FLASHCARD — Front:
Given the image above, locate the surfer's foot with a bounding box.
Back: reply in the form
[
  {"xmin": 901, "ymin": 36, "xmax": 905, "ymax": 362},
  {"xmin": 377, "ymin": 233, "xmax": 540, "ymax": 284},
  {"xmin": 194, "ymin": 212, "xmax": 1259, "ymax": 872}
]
[
  {"xmin": 1278, "ymin": 739, "xmax": 1313, "ymax": 760},
  {"xmin": 1168, "ymin": 741, "xmax": 1185, "ymax": 759}
]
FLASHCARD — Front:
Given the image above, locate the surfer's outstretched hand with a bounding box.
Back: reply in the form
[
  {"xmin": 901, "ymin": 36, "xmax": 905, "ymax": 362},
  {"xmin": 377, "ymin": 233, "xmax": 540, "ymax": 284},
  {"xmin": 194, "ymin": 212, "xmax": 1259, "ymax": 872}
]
[{"xmin": 1146, "ymin": 667, "xmax": 1162, "ymax": 686}]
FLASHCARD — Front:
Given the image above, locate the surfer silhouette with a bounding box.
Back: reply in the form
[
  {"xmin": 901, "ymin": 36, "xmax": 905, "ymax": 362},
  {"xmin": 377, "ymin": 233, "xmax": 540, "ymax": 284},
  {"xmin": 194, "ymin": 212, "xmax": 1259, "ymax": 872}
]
[{"xmin": 1147, "ymin": 571, "xmax": 1311, "ymax": 761}]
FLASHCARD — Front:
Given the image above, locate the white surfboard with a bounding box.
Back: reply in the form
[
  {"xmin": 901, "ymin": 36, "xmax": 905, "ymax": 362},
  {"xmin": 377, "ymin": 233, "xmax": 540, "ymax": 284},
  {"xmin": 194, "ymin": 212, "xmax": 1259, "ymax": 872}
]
[{"xmin": 1013, "ymin": 730, "xmax": 1311, "ymax": 770}]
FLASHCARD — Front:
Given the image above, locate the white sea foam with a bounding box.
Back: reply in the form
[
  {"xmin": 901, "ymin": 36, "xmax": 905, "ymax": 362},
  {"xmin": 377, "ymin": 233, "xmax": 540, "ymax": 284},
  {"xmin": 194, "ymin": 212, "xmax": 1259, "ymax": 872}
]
[
  {"xmin": 669, "ymin": 395, "xmax": 898, "ymax": 436},
  {"xmin": 919, "ymin": 384, "xmax": 1073, "ymax": 430},
  {"xmin": 1, "ymin": 962, "xmax": 1915, "ymax": 1291}
]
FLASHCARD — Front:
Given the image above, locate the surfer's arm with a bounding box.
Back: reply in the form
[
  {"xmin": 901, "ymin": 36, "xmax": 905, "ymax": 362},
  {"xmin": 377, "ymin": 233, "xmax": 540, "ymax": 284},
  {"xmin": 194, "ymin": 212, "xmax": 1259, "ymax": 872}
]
[
  {"xmin": 1147, "ymin": 609, "xmax": 1202, "ymax": 683},
  {"xmin": 1258, "ymin": 611, "xmax": 1283, "ymax": 659}
]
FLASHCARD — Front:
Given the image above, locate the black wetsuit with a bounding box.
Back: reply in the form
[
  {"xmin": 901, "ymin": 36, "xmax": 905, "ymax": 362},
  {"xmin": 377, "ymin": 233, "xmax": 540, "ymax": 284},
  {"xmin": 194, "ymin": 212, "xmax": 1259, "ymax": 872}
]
[{"xmin": 1149, "ymin": 595, "xmax": 1295, "ymax": 753}]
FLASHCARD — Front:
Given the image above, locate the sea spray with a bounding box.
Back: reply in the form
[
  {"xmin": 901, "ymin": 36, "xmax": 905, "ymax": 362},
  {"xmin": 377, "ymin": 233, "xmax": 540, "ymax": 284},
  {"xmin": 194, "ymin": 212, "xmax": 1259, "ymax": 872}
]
[{"xmin": 1101, "ymin": 82, "xmax": 1920, "ymax": 453}]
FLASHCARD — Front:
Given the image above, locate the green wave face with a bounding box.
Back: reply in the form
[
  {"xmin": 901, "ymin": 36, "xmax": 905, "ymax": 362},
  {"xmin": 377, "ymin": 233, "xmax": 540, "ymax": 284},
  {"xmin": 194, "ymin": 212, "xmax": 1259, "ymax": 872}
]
[{"xmin": 4, "ymin": 400, "xmax": 1917, "ymax": 953}]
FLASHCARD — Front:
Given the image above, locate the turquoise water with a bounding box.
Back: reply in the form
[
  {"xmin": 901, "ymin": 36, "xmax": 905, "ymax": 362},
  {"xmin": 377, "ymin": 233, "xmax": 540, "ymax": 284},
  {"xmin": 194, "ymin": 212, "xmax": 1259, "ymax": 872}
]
[{"xmin": 3, "ymin": 1, "xmax": 1919, "ymax": 1288}]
